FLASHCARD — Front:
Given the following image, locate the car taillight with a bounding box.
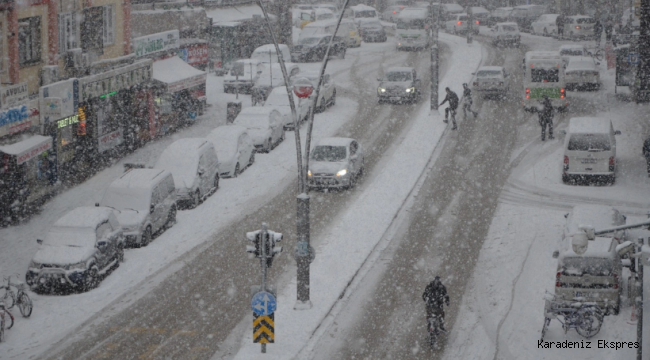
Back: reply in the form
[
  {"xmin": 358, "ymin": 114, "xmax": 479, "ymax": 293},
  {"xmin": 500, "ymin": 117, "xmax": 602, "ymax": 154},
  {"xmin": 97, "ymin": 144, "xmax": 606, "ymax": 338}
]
[
  {"xmin": 457, "ymin": 21, "xmax": 462, "ymax": 25},
  {"xmin": 609, "ymin": 156, "xmax": 615, "ymax": 171},
  {"xmin": 576, "ymin": 26, "xmax": 581, "ymax": 29},
  {"xmin": 476, "ymin": 20, "xmax": 479, "ymax": 24},
  {"xmin": 525, "ymin": 88, "xmax": 530, "ymax": 99},
  {"xmin": 393, "ymin": 10, "xmax": 397, "ymax": 14},
  {"xmin": 556, "ymin": 272, "xmax": 562, "ymax": 287},
  {"xmin": 564, "ymin": 155, "xmax": 569, "ymax": 171},
  {"xmin": 560, "ymin": 88, "xmax": 565, "ymax": 99}
]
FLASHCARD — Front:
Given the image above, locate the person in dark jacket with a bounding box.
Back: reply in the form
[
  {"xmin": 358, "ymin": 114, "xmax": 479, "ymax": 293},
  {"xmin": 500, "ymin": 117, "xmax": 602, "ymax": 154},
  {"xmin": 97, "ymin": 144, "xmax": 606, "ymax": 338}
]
[
  {"xmin": 526, "ymin": 95, "xmax": 554, "ymax": 141},
  {"xmin": 423, "ymin": 276, "xmax": 450, "ymax": 331},
  {"xmin": 440, "ymin": 87, "xmax": 459, "ymax": 130},
  {"xmin": 556, "ymin": 15, "xmax": 565, "ymax": 38},
  {"xmin": 462, "ymin": 83, "xmax": 478, "ymax": 118},
  {"xmin": 604, "ymin": 17, "xmax": 614, "ymax": 41},
  {"xmin": 594, "ymin": 20, "xmax": 603, "ymax": 46},
  {"xmin": 643, "ymin": 136, "xmax": 650, "ymax": 176}
]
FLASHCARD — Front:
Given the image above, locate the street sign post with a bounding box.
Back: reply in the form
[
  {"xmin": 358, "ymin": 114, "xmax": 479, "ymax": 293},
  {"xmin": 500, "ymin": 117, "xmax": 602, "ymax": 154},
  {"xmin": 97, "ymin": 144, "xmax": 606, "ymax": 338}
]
[
  {"xmin": 253, "ymin": 313, "xmax": 275, "ymax": 344},
  {"xmin": 251, "ymin": 291, "xmax": 277, "ymax": 316}
]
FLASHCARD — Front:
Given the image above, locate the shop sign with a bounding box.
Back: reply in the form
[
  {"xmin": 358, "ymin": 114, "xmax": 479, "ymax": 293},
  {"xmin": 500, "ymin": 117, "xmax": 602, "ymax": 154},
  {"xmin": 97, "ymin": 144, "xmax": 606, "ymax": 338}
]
[
  {"xmin": 1, "ymin": 82, "xmax": 28, "ymax": 109},
  {"xmin": 15, "ymin": 0, "xmax": 47, "ymax": 7},
  {"xmin": 40, "ymin": 78, "xmax": 78, "ymax": 123},
  {"xmin": 57, "ymin": 114, "xmax": 79, "ymax": 128},
  {"xmin": 80, "ymin": 60, "xmax": 153, "ymax": 101},
  {"xmin": 133, "ymin": 30, "xmax": 180, "ymax": 58},
  {"xmin": 179, "ymin": 43, "xmax": 209, "ymax": 66},
  {"xmin": 15, "ymin": 139, "xmax": 52, "ymax": 165},
  {"xmin": 98, "ymin": 129, "xmax": 123, "ymax": 153},
  {"xmin": 8, "ymin": 121, "xmax": 32, "ymax": 135},
  {"xmin": 0, "ymin": 105, "xmax": 29, "ymax": 127},
  {"xmin": 167, "ymin": 74, "xmax": 207, "ymax": 93}
]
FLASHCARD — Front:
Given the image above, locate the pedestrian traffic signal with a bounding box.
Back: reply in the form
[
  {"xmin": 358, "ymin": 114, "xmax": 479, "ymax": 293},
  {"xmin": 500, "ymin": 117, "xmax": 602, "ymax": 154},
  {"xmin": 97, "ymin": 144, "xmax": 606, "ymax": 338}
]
[{"xmin": 246, "ymin": 229, "xmax": 283, "ymax": 267}]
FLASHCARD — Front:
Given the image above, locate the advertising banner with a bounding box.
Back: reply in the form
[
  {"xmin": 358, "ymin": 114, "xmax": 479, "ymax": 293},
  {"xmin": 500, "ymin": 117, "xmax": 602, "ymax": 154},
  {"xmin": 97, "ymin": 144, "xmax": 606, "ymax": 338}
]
[
  {"xmin": 133, "ymin": 30, "xmax": 180, "ymax": 58},
  {"xmin": 1, "ymin": 82, "xmax": 28, "ymax": 109},
  {"xmin": 40, "ymin": 78, "xmax": 79, "ymax": 123}
]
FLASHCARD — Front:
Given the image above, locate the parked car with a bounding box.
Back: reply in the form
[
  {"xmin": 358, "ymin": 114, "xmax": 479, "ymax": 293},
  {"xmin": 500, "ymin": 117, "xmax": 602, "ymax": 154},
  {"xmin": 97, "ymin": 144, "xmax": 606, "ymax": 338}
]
[
  {"xmin": 382, "ymin": 5, "xmax": 405, "ymax": 22},
  {"xmin": 377, "ymin": 67, "xmax": 422, "ymax": 104},
  {"xmin": 26, "ymin": 206, "xmax": 125, "ymax": 293},
  {"xmin": 471, "ymin": 66, "xmax": 510, "ymax": 98},
  {"xmin": 348, "ymin": 4, "xmax": 379, "ymax": 26},
  {"xmin": 562, "ymin": 117, "xmax": 620, "ymax": 184},
  {"xmin": 358, "ymin": 18, "xmax": 387, "ymax": 42},
  {"xmin": 301, "ymin": 19, "xmax": 362, "ymax": 48},
  {"xmin": 531, "ymin": 13, "xmax": 559, "ymax": 36},
  {"xmin": 223, "ymin": 59, "xmax": 264, "ymax": 94},
  {"xmin": 154, "ymin": 139, "xmax": 220, "ymax": 209},
  {"xmin": 491, "ymin": 22, "xmax": 521, "ymax": 47},
  {"xmin": 559, "ymin": 44, "xmax": 590, "ymax": 66},
  {"xmin": 291, "ymin": 34, "xmax": 347, "ymax": 62},
  {"xmin": 206, "ymin": 125, "xmax": 255, "ymax": 178},
  {"xmin": 508, "ymin": 4, "xmax": 546, "ymax": 32},
  {"xmin": 307, "ymin": 137, "xmax": 365, "ymax": 190},
  {"xmin": 100, "ymin": 168, "xmax": 177, "ymax": 247},
  {"xmin": 445, "ymin": 13, "xmax": 479, "ymax": 35},
  {"xmin": 252, "ymin": 63, "xmax": 300, "ymax": 105},
  {"xmin": 468, "ymin": 6, "xmax": 490, "ymax": 26},
  {"xmin": 564, "ymin": 15, "xmax": 596, "ymax": 40},
  {"xmin": 233, "ymin": 107, "xmax": 285, "ymax": 153},
  {"xmin": 250, "ymin": 44, "xmax": 292, "ymax": 65},
  {"xmin": 299, "ymin": 71, "xmax": 337, "ymax": 112},
  {"xmin": 565, "ymin": 56, "xmax": 600, "ymax": 91},
  {"xmin": 488, "ymin": 7, "xmax": 513, "ymax": 27},
  {"xmin": 264, "ymin": 86, "xmax": 311, "ymax": 130}
]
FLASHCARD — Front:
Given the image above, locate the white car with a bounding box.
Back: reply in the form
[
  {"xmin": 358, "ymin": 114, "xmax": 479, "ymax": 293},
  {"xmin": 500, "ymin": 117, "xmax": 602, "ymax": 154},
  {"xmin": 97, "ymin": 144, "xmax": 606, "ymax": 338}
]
[
  {"xmin": 307, "ymin": 137, "xmax": 365, "ymax": 190},
  {"xmin": 223, "ymin": 59, "xmax": 264, "ymax": 94},
  {"xmin": 206, "ymin": 125, "xmax": 255, "ymax": 178},
  {"xmin": 491, "ymin": 22, "xmax": 520, "ymax": 47},
  {"xmin": 154, "ymin": 139, "xmax": 220, "ymax": 209},
  {"xmin": 299, "ymin": 71, "xmax": 337, "ymax": 112},
  {"xmin": 445, "ymin": 13, "xmax": 479, "ymax": 35},
  {"xmin": 264, "ymin": 86, "xmax": 311, "ymax": 130},
  {"xmin": 531, "ymin": 14, "xmax": 559, "ymax": 36},
  {"xmin": 26, "ymin": 207, "xmax": 124, "ymax": 293},
  {"xmin": 471, "ymin": 66, "xmax": 510, "ymax": 98},
  {"xmin": 565, "ymin": 56, "xmax": 600, "ymax": 91},
  {"xmin": 233, "ymin": 107, "xmax": 285, "ymax": 153},
  {"xmin": 252, "ymin": 62, "xmax": 300, "ymax": 105},
  {"xmin": 563, "ymin": 117, "xmax": 620, "ymax": 184},
  {"xmin": 559, "ymin": 44, "xmax": 589, "ymax": 66},
  {"xmin": 565, "ymin": 15, "xmax": 596, "ymax": 40}
]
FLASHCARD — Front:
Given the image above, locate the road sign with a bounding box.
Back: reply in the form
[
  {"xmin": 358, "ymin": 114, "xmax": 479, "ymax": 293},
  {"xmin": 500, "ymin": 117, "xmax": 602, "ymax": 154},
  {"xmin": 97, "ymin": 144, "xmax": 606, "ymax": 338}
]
[
  {"xmin": 293, "ymin": 77, "xmax": 314, "ymax": 98},
  {"xmin": 251, "ymin": 291, "xmax": 277, "ymax": 316},
  {"xmin": 253, "ymin": 313, "xmax": 275, "ymax": 343},
  {"xmin": 628, "ymin": 52, "xmax": 639, "ymax": 65}
]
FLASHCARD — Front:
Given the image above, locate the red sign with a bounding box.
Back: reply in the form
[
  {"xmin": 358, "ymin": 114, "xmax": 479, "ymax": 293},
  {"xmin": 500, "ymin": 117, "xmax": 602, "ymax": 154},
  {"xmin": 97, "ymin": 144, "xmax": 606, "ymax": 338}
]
[
  {"xmin": 186, "ymin": 44, "xmax": 208, "ymax": 66},
  {"xmin": 8, "ymin": 121, "xmax": 31, "ymax": 135},
  {"xmin": 294, "ymin": 86, "xmax": 313, "ymax": 99},
  {"xmin": 98, "ymin": 129, "xmax": 123, "ymax": 152},
  {"xmin": 16, "ymin": 139, "xmax": 52, "ymax": 165}
]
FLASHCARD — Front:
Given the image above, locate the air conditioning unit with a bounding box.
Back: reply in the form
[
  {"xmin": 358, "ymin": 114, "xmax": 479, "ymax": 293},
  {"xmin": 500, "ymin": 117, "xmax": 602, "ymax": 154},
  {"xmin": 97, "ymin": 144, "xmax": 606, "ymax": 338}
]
[
  {"xmin": 40, "ymin": 66, "xmax": 59, "ymax": 86},
  {"xmin": 65, "ymin": 48, "xmax": 83, "ymax": 69}
]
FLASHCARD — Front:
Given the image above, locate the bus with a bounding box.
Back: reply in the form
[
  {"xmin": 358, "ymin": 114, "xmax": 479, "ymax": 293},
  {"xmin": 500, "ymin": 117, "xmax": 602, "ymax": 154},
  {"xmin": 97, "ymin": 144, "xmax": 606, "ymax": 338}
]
[
  {"xmin": 523, "ymin": 51, "xmax": 568, "ymax": 111},
  {"xmin": 396, "ymin": 7, "xmax": 430, "ymax": 51}
]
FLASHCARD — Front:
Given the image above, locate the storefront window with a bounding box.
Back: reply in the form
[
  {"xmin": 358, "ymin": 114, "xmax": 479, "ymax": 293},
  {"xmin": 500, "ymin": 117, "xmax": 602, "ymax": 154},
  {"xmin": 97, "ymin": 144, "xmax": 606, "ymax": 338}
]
[{"xmin": 60, "ymin": 124, "xmax": 73, "ymax": 146}]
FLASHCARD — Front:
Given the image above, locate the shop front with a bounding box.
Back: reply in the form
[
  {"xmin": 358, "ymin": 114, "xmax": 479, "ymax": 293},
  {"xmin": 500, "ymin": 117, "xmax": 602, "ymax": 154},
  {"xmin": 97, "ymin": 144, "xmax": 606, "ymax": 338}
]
[{"xmin": 152, "ymin": 56, "xmax": 207, "ymax": 132}]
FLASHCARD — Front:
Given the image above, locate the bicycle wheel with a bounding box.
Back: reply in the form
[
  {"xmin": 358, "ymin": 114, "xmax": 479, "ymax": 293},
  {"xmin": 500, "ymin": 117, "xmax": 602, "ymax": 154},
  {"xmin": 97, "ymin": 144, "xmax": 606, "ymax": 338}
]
[
  {"xmin": 17, "ymin": 293, "xmax": 32, "ymax": 318},
  {"xmin": 2, "ymin": 290, "xmax": 15, "ymax": 310},
  {"xmin": 576, "ymin": 309, "xmax": 602, "ymax": 338},
  {"xmin": 4, "ymin": 311, "xmax": 13, "ymax": 330},
  {"xmin": 594, "ymin": 49, "xmax": 603, "ymax": 61}
]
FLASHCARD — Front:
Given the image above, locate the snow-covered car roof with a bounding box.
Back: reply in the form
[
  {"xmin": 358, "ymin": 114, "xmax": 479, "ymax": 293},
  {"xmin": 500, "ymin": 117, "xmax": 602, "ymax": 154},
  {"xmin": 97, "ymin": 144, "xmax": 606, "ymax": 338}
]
[
  {"xmin": 155, "ymin": 139, "xmax": 209, "ymax": 188},
  {"xmin": 441, "ymin": 3, "xmax": 463, "ymax": 12},
  {"xmin": 566, "ymin": 205, "xmax": 624, "ymax": 234},
  {"xmin": 566, "ymin": 57, "xmax": 597, "ymax": 71},
  {"xmin": 469, "ymin": 6, "xmax": 489, "ymax": 14},
  {"xmin": 53, "ymin": 206, "xmax": 117, "ymax": 230},
  {"xmin": 111, "ymin": 169, "xmax": 169, "ymax": 191},
  {"xmin": 398, "ymin": 8, "xmax": 428, "ymax": 18},
  {"xmin": 315, "ymin": 137, "xmax": 354, "ymax": 147},
  {"xmin": 568, "ymin": 117, "xmax": 611, "ymax": 134},
  {"xmin": 492, "ymin": 7, "xmax": 514, "ymax": 12},
  {"xmin": 253, "ymin": 44, "xmax": 290, "ymax": 54},
  {"xmin": 265, "ymin": 86, "xmax": 300, "ymax": 106},
  {"xmin": 207, "ymin": 126, "xmax": 247, "ymax": 157}
]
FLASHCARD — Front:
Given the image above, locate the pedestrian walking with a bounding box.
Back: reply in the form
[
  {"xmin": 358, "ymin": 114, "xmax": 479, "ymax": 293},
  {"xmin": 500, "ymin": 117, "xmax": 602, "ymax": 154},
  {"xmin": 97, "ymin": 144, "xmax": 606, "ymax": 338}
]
[
  {"xmin": 556, "ymin": 15, "xmax": 565, "ymax": 39},
  {"xmin": 440, "ymin": 87, "xmax": 459, "ymax": 130},
  {"xmin": 462, "ymin": 83, "xmax": 478, "ymax": 118},
  {"xmin": 604, "ymin": 16, "xmax": 614, "ymax": 42},
  {"xmin": 525, "ymin": 96, "xmax": 554, "ymax": 141},
  {"xmin": 594, "ymin": 19, "xmax": 603, "ymax": 47}
]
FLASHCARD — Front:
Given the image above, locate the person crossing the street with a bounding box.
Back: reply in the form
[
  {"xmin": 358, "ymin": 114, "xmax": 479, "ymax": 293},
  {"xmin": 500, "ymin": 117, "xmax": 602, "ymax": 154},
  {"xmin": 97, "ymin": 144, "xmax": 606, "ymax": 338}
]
[
  {"xmin": 462, "ymin": 83, "xmax": 479, "ymax": 118},
  {"xmin": 439, "ymin": 87, "xmax": 459, "ymax": 130}
]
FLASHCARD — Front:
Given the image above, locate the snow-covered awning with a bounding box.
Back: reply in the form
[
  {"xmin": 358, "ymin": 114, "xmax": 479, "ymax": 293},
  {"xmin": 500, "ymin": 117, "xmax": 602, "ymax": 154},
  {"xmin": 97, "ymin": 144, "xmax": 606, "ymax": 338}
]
[
  {"xmin": 152, "ymin": 56, "xmax": 207, "ymax": 93},
  {"xmin": 0, "ymin": 135, "xmax": 52, "ymax": 165},
  {"xmin": 206, "ymin": 5, "xmax": 275, "ymax": 25}
]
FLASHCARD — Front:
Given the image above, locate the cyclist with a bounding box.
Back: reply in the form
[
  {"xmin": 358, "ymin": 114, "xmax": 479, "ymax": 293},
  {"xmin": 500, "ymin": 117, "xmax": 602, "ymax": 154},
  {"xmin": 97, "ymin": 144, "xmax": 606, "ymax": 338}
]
[
  {"xmin": 462, "ymin": 83, "xmax": 478, "ymax": 118},
  {"xmin": 439, "ymin": 87, "xmax": 459, "ymax": 130},
  {"xmin": 422, "ymin": 276, "xmax": 450, "ymax": 332}
]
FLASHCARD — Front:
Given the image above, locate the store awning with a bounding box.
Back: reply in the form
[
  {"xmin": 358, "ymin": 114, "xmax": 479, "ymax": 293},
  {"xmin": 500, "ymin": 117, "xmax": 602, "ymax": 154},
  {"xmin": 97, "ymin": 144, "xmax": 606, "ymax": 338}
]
[
  {"xmin": 0, "ymin": 135, "xmax": 52, "ymax": 165},
  {"xmin": 153, "ymin": 56, "xmax": 207, "ymax": 93}
]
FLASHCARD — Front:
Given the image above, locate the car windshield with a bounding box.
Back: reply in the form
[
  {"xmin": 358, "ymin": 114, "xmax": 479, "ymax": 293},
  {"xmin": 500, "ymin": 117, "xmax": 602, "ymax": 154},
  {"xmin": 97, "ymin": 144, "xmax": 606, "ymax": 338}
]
[
  {"xmin": 531, "ymin": 68, "xmax": 559, "ymax": 83},
  {"xmin": 300, "ymin": 37, "xmax": 323, "ymax": 45},
  {"xmin": 236, "ymin": 116, "xmax": 268, "ymax": 130},
  {"xmin": 502, "ymin": 25, "xmax": 517, "ymax": 31},
  {"xmin": 561, "ymin": 257, "xmax": 613, "ymax": 276},
  {"xmin": 577, "ymin": 17, "xmax": 595, "ymax": 24},
  {"xmin": 560, "ymin": 49, "xmax": 584, "ymax": 56},
  {"xmin": 311, "ymin": 145, "xmax": 347, "ymax": 161},
  {"xmin": 477, "ymin": 70, "xmax": 502, "ymax": 77},
  {"xmin": 397, "ymin": 18, "xmax": 426, "ymax": 29},
  {"xmin": 568, "ymin": 134, "xmax": 611, "ymax": 151},
  {"xmin": 355, "ymin": 10, "xmax": 376, "ymax": 18},
  {"xmin": 386, "ymin": 71, "xmax": 412, "ymax": 81}
]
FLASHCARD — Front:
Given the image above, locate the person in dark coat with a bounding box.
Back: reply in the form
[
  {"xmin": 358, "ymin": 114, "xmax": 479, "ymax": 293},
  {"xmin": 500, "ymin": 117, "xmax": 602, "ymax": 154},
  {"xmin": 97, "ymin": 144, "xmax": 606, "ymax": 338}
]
[
  {"xmin": 556, "ymin": 15, "xmax": 565, "ymax": 38},
  {"xmin": 439, "ymin": 87, "xmax": 459, "ymax": 130},
  {"xmin": 526, "ymin": 95, "xmax": 555, "ymax": 141},
  {"xmin": 594, "ymin": 20, "xmax": 603, "ymax": 46},
  {"xmin": 462, "ymin": 83, "xmax": 479, "ymax": 118},
  {"xmin": 643, "ymin": 136, "xmax": 650, "ymax": 176},
  {"xmin": 422, "ymin": 276, "xmax": 450, "ymax": 331},
  {"xmin": 604, "ymin": 16, "xmax": 614, "ymax": 41}
]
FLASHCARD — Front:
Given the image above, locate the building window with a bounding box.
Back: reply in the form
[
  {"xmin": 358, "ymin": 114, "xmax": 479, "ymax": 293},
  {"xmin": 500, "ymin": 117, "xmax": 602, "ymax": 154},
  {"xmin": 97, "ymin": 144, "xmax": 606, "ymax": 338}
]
[
  {"xmin": 103, "ymin": 5, "xmax": 115, "ymax": 45},
  {"xmin": 58, "ymin": 13, "xmax": 78, "ymax": 54},
  {"xmin": 81, "ymin": 7, "xmax": 104, "ymax": 52},
  {"xmin": 18, "ymin": 17, "xmax": 42, "ymax": 66}
]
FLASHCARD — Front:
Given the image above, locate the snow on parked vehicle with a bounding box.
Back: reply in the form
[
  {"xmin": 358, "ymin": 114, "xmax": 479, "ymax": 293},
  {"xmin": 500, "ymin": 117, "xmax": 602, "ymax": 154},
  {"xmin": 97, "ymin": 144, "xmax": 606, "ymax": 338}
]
[
  {"xmin": 233, "ymin": 107, "xmax": 285, "ymax": 153},
  {"xmin": 565, "ymin": 56, "xmax": 600, "ymax": 91},
  {"xmin": 307, "ymin": 137, "xmax": 364, "ymax": 190},
  {"xmin": 264, "ymin": 86, "xmax": 311, "ymax": 130},
  {"xmin": 206, "ymin": 125, "xmax": 255, "ymax": 178}
]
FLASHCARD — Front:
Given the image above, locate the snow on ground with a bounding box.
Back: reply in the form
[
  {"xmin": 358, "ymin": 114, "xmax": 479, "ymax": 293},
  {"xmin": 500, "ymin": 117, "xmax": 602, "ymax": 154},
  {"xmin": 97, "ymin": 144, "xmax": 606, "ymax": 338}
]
[
  {"xmin": 443, "ymin": 32, "xmax": 650, "ymax": 360},
  {"xmin": 226, "ymin": 32, "xmax": 483, "ymax": 360}
]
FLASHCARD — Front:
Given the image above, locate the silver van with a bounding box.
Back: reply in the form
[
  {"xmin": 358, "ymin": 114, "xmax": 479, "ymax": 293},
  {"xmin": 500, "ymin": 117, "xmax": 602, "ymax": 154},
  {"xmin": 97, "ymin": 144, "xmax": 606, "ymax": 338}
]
[
  {"xmin": 100, "ymin": 169, "xmax": 177, "ymax": 247},
  {"xmin": 508, "ymin": 4, "xmax": 546, "ymax": 31}
]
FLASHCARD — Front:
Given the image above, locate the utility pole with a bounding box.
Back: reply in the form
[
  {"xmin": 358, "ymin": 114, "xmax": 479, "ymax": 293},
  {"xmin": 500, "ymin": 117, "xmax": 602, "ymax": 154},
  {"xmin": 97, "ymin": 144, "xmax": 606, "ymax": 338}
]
[
  {"xmin": 636, "ymin": 237, "xmax": 644, "ymax": 360},
  {"xmin": 637, "ymin": 0, "xmax": 650, "ymax": 101},
  {"xmin": 467, "ymin": 6, "xmax": 473, "ymax": 44},
  {"xmin": 277, "ymin": 0, "xmax": 293, "ymax": 46},
  {"xmin": 430, "ymin": 0, "xmax": 440, "ymax": 111}
]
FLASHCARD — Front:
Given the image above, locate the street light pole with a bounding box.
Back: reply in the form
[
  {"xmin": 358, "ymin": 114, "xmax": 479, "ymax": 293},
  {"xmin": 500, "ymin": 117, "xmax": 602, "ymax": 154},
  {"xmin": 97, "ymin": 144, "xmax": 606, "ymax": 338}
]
[
  {"xmin": 430, "ymin": 0, "xmax": 440, "ymax": 111},
  {"xmin": 637, "ymin": 0, "xmax": 650, "ymax": 101},
  {"xmin": 636, "ymin": 237, "xmax": 644, "ymax": 360}
]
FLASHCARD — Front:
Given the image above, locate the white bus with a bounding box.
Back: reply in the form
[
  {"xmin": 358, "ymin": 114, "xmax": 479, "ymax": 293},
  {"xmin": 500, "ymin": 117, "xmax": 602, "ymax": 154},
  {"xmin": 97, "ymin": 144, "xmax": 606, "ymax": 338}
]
[
  {"xmin": 523, "ymin": 51, "xmax": 567, "ymax": 111},
  {"xmin": 396, "ymin": 7, "xmax": 430, "ymax": 51}
]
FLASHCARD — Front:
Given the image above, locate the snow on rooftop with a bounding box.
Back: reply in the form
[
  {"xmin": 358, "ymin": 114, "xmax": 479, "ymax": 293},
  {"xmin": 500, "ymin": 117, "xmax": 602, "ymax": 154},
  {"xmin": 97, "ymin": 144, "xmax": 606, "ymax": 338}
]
[
  {"xmin": 153, "ymin": 56, "xmax": 205, "ymax": 84},
  {"xmin": 206, "ymin": 5, "xmax": 275, "ymax": 24},
  {"xmin": 568, "ymin": 117, "xmax": 612, "ymax": 134}
]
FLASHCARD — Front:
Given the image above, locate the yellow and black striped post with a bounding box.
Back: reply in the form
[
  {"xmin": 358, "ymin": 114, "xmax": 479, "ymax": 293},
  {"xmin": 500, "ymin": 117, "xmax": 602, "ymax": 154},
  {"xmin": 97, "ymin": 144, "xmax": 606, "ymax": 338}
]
[{"xmin": 253, "ymin": 313, "xmax": 275, "ymax": 345}]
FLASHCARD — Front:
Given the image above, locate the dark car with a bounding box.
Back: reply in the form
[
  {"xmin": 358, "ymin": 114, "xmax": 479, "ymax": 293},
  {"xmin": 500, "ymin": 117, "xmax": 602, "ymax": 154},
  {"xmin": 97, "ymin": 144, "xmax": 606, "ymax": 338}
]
[
  {"xmin": 291, "ymin": 35, "xmax": 347, "ymax": 62},
  {"xmin": 358, "ymin": 19, "xmax": 387, "ymax": 42},
  {"xmin": 377, "ymin": 66, "xmax": 422, "ymax": 104}
]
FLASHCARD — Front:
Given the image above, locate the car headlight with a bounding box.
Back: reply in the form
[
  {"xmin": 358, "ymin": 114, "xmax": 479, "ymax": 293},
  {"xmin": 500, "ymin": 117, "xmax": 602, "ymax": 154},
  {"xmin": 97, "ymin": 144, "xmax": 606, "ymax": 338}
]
[
  {"xmin": 405, "ymin": 87, "xmax": 415, "ymax": 93},
  {"xmin": 66, "ymin": 262, "xmax": 87, "ymax": 271},
  {"xmin": 378, "ymin": 87, "xmax": 386, "ymax": 93},
  {"xmin": 336, "ymin": 169, "xmax": 348, "ymax": 177},
  {"xmin": 308, "ymin": 170, "xmax": 312, "ymax": 177}
]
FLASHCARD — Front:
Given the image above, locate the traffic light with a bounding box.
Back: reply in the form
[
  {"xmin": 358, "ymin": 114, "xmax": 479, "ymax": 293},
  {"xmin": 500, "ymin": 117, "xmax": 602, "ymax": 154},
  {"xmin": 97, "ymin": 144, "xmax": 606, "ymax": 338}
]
[
  {"xmin": 77, "ymin": 106, "xmax": 87, "ymax": 135},
  {"xmin": 246, "ymin": 229, "xmax": 283, "ymax": 267}
]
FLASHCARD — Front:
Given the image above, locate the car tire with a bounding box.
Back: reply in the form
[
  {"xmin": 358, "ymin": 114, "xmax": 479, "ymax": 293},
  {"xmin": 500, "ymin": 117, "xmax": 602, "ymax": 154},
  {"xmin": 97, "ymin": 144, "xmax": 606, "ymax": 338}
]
[
  {"xmin": 234, "ymin": 163, "xmax": 240, "ymax": 178},
  {"xmin": 117, "ymin": 242, "xmax": 125, "ymax": 262},
  {"xmin": 84, "ymin": 266, "xmax": 99, "ymax": 291},
  {"xmin": 166, "ymin": 205, "xmax": 177, "ymax": 229},
  {"xmin": 141, "ymin": 226, "xmax": 152, "ymax": 247},
  {"xmin": 248, "ymin": 152, "xmax": 255, "ymax": 167},
  {"xmin": 192, "ymin": 189, "xmax": 201, "ymax": 208}
]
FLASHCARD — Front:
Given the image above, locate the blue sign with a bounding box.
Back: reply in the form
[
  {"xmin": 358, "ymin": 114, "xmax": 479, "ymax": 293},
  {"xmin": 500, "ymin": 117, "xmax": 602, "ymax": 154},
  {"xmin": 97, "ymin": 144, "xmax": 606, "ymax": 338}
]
[
  {"xmin": 628, "ymin": 53, "xmax": 639, "ymax": 65},
  {"xmin": 0, "ymin": 105, "xmax": 29, "ymax": 127},
  {"xmin": 251, "ymin": 291, "xmax": 277, "ymax": 316}
]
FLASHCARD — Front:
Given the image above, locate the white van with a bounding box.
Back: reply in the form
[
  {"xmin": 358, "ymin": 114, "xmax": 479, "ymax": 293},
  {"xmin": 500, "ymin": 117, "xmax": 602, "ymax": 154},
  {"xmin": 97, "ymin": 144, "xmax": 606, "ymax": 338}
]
[
  {"xmin": 100, "ymin": 169, "xmax": 176, "ymax": 247},
  {"xmin": 347, "ymin": 4, "xmax": 378, "ymax": 25},
  {"xmin": 531, "ymin": 14, "xmax": 559, "ymax": 36},
  {"xmin": 251, "ymin": 44, "xmax": 291, "ymax": 65},
  {"xmin": 300, "ymin": 19, "xmax": 362, "ymax": 48},
  {"xmin": 509, "ymin": 4, "xmax": 547, "ymax": 31},
  {"xmin": 523, "ymin": 51, "xmax": 567, "ymax": 111},
  {"xmin": 562, "ymin": 117, "xmax": 619, "ymax": 184},
  {"xmin": 396, "ymin": 7, "xmax": 430, "ymax": 50}
]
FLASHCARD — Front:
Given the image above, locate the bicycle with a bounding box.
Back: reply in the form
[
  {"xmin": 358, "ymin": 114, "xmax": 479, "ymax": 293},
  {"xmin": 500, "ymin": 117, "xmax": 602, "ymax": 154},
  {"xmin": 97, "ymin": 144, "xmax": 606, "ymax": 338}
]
[
  {"xmin": 1, "ymin": 276, "xmax": 32, "ymax": 318},
  {"xmin": 587, "ymin": 47, "xmax": 604, "ymax": 62},
  {"xmin": 540, "ymin": 292, "xmax": 603, "ymax": 341},
  {"xmin": 0, "ymin": 301, "xmax": 15, "ymax": 342}
]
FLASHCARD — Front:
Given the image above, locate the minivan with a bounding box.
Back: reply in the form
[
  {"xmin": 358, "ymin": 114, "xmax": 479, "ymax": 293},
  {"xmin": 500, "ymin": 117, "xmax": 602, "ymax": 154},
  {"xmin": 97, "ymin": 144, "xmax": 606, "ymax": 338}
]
[
  {"xmin": 100, "ymin": 169, "xmax": 176, "ymax": 247},
  {"xmin": 250, "ymin": 44, "xmax": 291, "ymax": 65},
  {"xmin": 346, "ymin": 4, "xmax": 378, "ymax": 25},
  {"xmin": 562, "ymin": 117, "xmax": 620, "ymax": 184},
  {"xmin": 509, "ymin": 4, "xmax": 546, "ymax": 31},
  {"xmin": 301, "ymin": 19, "xmax": 362, "ymax": 48}
]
